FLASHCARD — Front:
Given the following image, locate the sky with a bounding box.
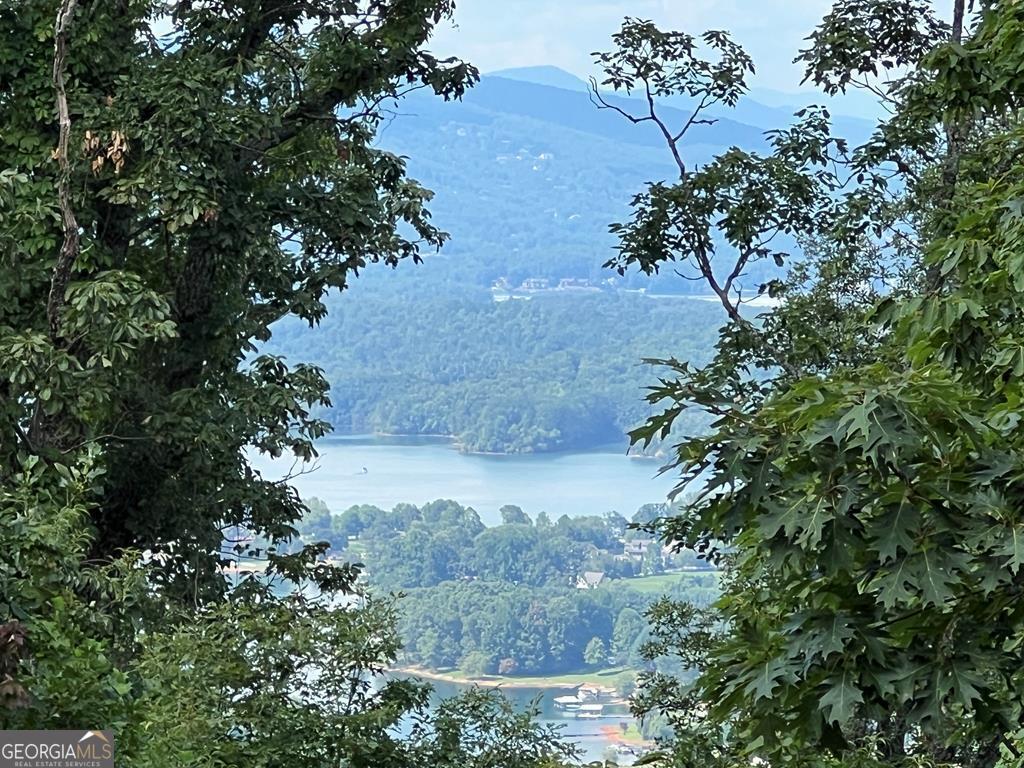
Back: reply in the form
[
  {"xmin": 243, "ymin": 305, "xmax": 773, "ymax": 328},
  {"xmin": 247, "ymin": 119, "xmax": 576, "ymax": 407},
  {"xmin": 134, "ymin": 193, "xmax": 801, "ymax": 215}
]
[{"xmin": 429, "ymin": 0, "xmax": 840, "ymax": 94}]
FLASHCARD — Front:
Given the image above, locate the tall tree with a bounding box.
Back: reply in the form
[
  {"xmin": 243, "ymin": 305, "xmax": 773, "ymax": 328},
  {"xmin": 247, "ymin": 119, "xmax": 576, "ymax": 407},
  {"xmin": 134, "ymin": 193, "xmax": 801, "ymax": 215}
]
[
  {"xmin": 0, "ymin": 4, "xmax": 574, "ymax": 767},
  {"xmin": 501, "ymin": 504, "xmax": 532, "ymax": 526},
  {"xmin": 611, "ymin": 607, "xmax": 645, "ymax": 666},
  {"xmin": 1, "ymin": 0, "xmax": 474, "ymax": 599},
  {"xmin": 597, "ymin": 2, "xmax": 1024, "ymax": 766},
  {"xmin": 583, "ymin": 636, "xmax": 607, "ymax": 668}
]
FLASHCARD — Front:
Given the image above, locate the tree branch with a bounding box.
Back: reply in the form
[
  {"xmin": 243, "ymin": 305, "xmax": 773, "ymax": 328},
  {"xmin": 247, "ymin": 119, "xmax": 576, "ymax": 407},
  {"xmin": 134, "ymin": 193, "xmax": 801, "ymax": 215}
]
[
  {"xmin": 252, "ymin": 13, "xmax": 446, "ymax": 154},
  {"xmin": 673, "ymin": 92, "xmax": 717, "ymax": 142},
  {"xmin": 928, "ymin": 0, "xmax": 970, "ymax": 290},
  {"xmin": 951, "ymin": 0, "xmax": 965, "ymax": 43},
  {"xmin": 588, "ymin": 78, "xmax": 653, "ymax": 125},
  {"xmin": 47, "ymin": 0, "xmax": 80, "ymax": 345},
  {"xmin": 643, "ymin": 79, "xmax": 687, "ymax": 178}
]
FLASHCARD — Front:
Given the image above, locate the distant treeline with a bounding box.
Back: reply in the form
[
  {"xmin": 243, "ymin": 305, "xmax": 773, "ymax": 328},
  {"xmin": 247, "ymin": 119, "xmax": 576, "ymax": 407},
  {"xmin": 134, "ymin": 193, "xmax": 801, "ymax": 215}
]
[
  {"xmin": 267, "ymin": 290, "xmax": 722, "ymax": 453},
  {"xmin": 295, "ymin": 498, "xmax": 717, "ymax": 678}
]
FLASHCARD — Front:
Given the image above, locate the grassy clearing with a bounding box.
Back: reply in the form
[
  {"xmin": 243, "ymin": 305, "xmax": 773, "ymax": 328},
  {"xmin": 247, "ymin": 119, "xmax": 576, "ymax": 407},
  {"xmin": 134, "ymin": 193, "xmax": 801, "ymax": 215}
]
[
  {"xmin": 344, "ymin": 540, "xmax": 368, "ymax": 558},
  {"xmin": 611, "ymin": 570, "xmax": 718, "ymax": 594}
]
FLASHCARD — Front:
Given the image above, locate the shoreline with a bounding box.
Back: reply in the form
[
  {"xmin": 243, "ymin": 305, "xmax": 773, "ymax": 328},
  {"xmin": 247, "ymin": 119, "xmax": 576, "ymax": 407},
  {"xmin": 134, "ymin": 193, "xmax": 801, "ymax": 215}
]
[
  {"xmin": 391, "ymin": 666, "xmax": 654, "ymax": 753},
  {"xmin": 389, "ymin": 665, "xmax": 622, "ymax": 695},
  {"xmin": 328, "ymin": 431, "xmax": 652, "ymax": 459},
  {"xmin": 599, "ymin": 724, "xmax": 648, "ymax": 747}
]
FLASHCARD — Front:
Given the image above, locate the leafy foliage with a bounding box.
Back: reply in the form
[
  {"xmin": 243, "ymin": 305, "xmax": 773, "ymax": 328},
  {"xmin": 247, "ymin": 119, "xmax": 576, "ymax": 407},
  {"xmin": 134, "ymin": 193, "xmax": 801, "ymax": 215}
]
[
  {"xmin": 0, "ymin": 3, "xmax": 573, "ymax": 766},
  {"xmin": 0, "ymin": 0, "xmax": 478, "ymax": 596},
  {"xmin": 597, "ymin": 2, "xmax": 1024, "ymax": 766}
]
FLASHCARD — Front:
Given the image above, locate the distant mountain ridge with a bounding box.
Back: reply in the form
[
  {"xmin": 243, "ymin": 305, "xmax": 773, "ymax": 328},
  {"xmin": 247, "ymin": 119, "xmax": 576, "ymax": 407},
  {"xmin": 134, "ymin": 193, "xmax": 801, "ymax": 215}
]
[
  {"xmin": 270, "ymin": 66, "xmax": 878, "ymax": 452},
  {"xmin": 489, "ymin": 65, "xmax": 589, "ymax": 91},
  {"xmin": 461, "ymin": 76, "xmax": 769, "ymax": 152},
  {"xmin": 361, "ymin": 66, "xmax": 876, "ymax": 294},
  {"xmin": 489, "ymin": 65, "xmax": 877, "ymax": 144}
]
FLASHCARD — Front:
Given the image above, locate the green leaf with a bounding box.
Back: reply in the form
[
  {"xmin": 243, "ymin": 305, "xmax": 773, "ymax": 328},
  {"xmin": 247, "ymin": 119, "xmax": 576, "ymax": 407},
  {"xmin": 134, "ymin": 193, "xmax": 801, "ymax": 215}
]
[
  {"xmin": 796, "ymin": 496, "xmax": 833, "ymax": 548},
  {"xmin": 870, "ymin": 501, "xmax": 919, "ymax": 562},
  {"xmin": 744, "ymin": 659, "xmax": 788, "ymax": 702},
  {"xmin": 757, "ymin": 496, "xmax": 805, "ymax": 539},
  {"xmin": 910, "ymin": 549, "xmax": 961, "ymax": 608},
  {"xmin": 948, "ymin": 662, "xmax": 985, "ymax": 708},
  {"xmin": 819, "ymin": 614, "xmax": 855, "ymax": 657},
  {"xmin": 995, "ymin": 525, "xmax": 1024, "ymax": 573},
  {"xmin": 870, "ymin": 558, "xmax": 916, "ymax": 608},
  {"xmin": 819, "ymin": 670, "xmax": 863, "ymax": 725}
]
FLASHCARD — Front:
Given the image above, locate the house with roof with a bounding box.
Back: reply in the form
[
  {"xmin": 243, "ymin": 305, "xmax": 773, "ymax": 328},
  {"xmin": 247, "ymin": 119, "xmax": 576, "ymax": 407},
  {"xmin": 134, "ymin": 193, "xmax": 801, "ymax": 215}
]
[{"xmin": 622, "ymin": 538, "xmax": 656, "ymax": 560}]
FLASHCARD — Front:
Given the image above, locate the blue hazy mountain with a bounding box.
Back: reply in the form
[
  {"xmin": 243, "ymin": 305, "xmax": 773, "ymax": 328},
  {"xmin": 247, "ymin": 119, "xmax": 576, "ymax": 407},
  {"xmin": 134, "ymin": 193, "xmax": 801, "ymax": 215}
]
[
  {"xmin": 275, "ymin": 70, "xmax": 869, "ymax": 451},
  {"xmin": 489, "ymin": 65, "xmax": 590, "ymax": 91},
  {"xmin": 268, "ymin": 70, "xmax": 882, "ymax": 452},
  {"xmin": 366, "ymin": 69, "xmax": 873, "ymax": 294},
  {"xmin": 403, "ymin": 75, "xmax": 769, "ymax": 155},
  {"xmin": 491, "ymin": 65, "xmax": 877, "ymax": 148},
  {"xmin": 493, "ymin": 65, "xmax": 882, "ymax": 126}
]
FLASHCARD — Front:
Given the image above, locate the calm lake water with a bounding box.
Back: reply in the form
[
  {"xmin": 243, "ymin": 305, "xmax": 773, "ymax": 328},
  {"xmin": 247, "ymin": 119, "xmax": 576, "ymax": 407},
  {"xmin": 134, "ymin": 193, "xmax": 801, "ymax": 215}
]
[{"xmin": 249, "ymin": 435, "xmax": 676, "ymax": 523}]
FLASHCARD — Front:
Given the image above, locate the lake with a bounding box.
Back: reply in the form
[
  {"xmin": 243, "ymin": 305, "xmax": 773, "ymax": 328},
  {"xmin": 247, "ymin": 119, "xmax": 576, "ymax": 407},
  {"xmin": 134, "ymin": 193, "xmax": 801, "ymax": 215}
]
[{"xmin": 248, "ymin": 434, "xmax": 678, "ymax": 523}]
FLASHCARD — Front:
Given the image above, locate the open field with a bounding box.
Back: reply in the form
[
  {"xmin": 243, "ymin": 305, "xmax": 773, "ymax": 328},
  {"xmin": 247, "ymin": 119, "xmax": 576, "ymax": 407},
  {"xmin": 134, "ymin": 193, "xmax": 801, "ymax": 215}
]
[{"xmin": 612, "ymin": 570, "xmax": 719, "ymax": 594}]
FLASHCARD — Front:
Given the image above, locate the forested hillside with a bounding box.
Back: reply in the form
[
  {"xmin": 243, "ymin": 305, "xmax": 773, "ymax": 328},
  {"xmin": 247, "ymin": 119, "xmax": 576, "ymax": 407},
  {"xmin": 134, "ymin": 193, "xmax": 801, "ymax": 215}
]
[
  {"xmin": 491, "ymin": 65, "xmax": 879, "ymax": 140},
  {"xmin": 10, "ymin": 0, "xmax": 1024, "ymax": 764},
  {"xmin": 293, "ymin": 498, "xmax": 718, "ymax": 677},
  {"xmin": 267, "ymin": 290, "xmax": 724, "ymax": 452}
]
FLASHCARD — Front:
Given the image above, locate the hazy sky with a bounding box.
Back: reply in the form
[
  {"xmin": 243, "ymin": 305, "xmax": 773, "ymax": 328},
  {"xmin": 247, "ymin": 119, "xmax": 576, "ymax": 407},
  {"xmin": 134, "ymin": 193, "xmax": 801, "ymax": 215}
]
[{"xmin": 429, "ymin": 0, "xmax": 838, "ymax": 93}]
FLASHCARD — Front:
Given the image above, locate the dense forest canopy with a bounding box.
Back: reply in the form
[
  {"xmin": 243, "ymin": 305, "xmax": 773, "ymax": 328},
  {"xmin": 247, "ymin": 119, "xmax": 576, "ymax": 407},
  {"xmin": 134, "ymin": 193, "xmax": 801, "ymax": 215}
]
[
  {"xmin": 266, "ymin": 289, "xmax": 723, "ymax": 452},
  {"xmin": 6, "ymin": 0, "xmax": 1024, "ymax": 766}
]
